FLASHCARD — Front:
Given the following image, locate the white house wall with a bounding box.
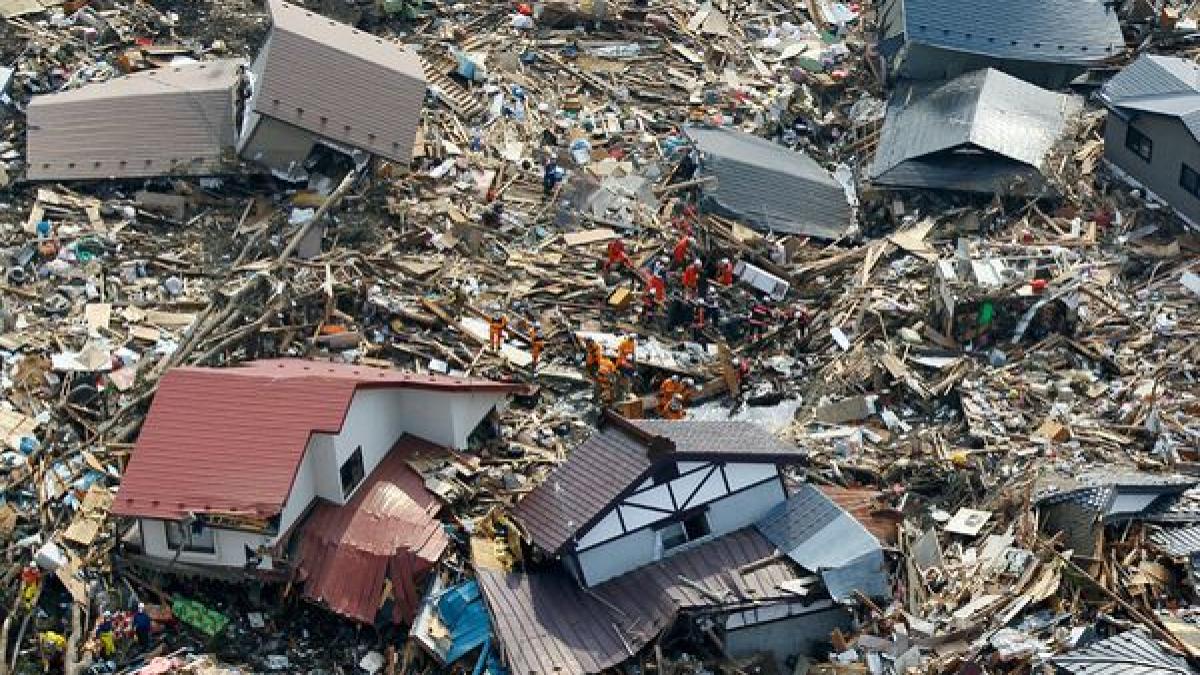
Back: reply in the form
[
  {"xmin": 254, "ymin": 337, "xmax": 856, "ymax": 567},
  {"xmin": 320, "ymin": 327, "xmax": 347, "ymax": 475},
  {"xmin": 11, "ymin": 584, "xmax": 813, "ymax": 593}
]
[
  {"xmin": 571, "ymin": 460, "xmax": 787, "ymax": 586},
  {"xmin": 276, "ymin": 437, "xmax": 320, "ymax": 536},
  {"xmin": 139, "ymin": 519, "xmax": 273, "ymax": 570}
]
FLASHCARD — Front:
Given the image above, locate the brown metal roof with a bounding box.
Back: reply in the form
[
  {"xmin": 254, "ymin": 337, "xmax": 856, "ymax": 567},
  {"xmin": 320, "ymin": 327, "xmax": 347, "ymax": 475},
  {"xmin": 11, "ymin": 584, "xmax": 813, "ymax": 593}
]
[
  {"xmin": 254, "ymin": 0, "xmax": 426, "ymax": 164},
  {"xmin": 26, "ymin": 60, "xmax": 242, "ymax": 181},
  {"xmin": 818, "ymin": 486, "xmax": 900, "ymax": 545},
  {"xmin": 294, "ymin": 435, "xmax": 448, "ymax": 624},
  {"xmin": 514, "ymin": 414, "xmax": 805, "ymax": 554},
  {"xmin": 478, "ymin": 527, "xmax": 799, "ymax": 675}
]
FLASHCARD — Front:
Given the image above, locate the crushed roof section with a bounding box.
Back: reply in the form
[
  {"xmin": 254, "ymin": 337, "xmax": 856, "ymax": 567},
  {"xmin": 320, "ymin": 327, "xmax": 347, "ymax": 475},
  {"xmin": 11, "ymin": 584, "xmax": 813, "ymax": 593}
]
[
  {"xmin": 898, "ymin": 0, "xmax": 1123, "ymax": 64},
  {"xmin": 26, "ymin": 60, "xmax": 243, "ymax": 180},
  {"xmin": 683, "ymin": 126, "xmax": 852, "ymax": 239},
  {"xmin": 1151, "ymin": 525, "xmax": 1200, "ymax": 558},
  {"xmin": 1101, "ymin": 54, "xmax": 1200, "ymax": 143},
  {"xmin": 514, "ymin": 416, "xmax": 805, "ymax": 553},
  {"xmin": 254, "ymin": 0, "xmax": 426, "ymax": 164},
  {"xmin": 871, "ymin": 68, "xmax": 1081, "ymax": 191},
  {"xmin": 756, "ymin": 484, "xmax": 888, "ymax": 600},
  {"xmin": 114, "ymin": 359, "xmax": 517, "ymax": 520},
  {"xmin": 1050, "ymin": 630, "xmax": 1194, "ymax": 674},
  {"xmin": 478, "ymin": 527, "xmax": 801, "ymax": 675},
  {"xmin": 294, "ymin": 436, "xmax": 448, "ymax": 624}
]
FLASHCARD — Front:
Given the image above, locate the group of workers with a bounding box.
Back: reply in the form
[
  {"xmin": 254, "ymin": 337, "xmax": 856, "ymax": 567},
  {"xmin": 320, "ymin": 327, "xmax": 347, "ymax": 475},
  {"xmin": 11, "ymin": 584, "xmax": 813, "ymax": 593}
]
[
  {"xmin": 488, "ymin": 313, "xmax": 545, "ymax": 372},
  {"xmin": 583, "ymin": 334, "xmax": 637, "ymax": 405},
  {"xmin": 36, "ymin": 603, "xmax": 153, "ymax": 671}
]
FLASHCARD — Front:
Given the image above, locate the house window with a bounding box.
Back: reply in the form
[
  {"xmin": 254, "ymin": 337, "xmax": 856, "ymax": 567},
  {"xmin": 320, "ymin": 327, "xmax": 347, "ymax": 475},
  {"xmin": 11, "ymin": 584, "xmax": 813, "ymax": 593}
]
[
  {"xmin": 340, "ymin": 447, "xmax": 365, "ymax": 498},
  {"xmin": 1125, "ymin": 125, "xmax": 1153, "ymax": 162},
  {"xmin": 658, "ymin": 510, "xmax": 712, "ymax": 551},
  {"xmin": 1181, "ymin": 164, "xmax": 1200, "ymax": 199},
  {"xmin": 165, "ymin": 521, "xmax": 215, "ymax": 554}
]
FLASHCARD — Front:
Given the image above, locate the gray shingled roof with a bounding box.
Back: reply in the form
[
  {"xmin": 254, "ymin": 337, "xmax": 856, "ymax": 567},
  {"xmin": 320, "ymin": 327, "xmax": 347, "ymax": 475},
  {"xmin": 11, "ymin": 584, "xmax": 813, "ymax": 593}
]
[
  {"xmin": 870, "ymin": 68, "xmax": 1081, "ymax": 194},
  {"xmin": 253, "ymin": 0, "xmax": 426, "ymax": 164},
  {"xmin": 1151, "ymin": 525, "xmax": 1200, "ymax": 557},
  {"xmin": 26, "ymin": 60, "xmax": 243, "ymax": 181},
  {"xmin": 755, "ymin": 484, "xmax": 888, "ymax": 601},
  {"xmin": 1101, "ymin": 54, "xmax": 1200, "ymax": 143},
  {"xmin": 683, "ymin": 126, "xmax": 852, "ymax": 239},
  {"xmin": 513, "ymin": 416, "xmax": 804, "ymax": 553},
  {"xmin": 899, "ymin": 0, "xmax": 1123, "ymax": 65},
  {"xmin": 1050, "ymin": 630, "xmax": 1194, "ymax": 674}
]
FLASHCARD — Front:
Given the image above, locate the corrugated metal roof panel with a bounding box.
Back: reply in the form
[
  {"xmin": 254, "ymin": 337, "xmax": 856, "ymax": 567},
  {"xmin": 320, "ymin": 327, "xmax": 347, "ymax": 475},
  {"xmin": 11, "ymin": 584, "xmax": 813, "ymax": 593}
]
[
  {"xmin": 683, "ymin": 126, "xmax": 852, "ymax": 239},
  {"xmin": 294, "ymin": 436, "xmax": 447, "ymax": 624},
  {"xmin": 900, "ymin": 0, "xmax": 1123, "ymax": 65},
  {"xmin": 756, "ymin": 484, "xmax": 888, "ymax": 600},
  {"xmin": 1050, "ymin": 630, "xmax": 1194, "ymax": 674},
  {"xmin": 1152, "ymin": 525, "xmax": 1200, "ymax": 557},
  {"xmin": 114, "ymin": 359, "xmax": 519, "ymax": 520},
  {"xmin": 478, "ymin": 528, "xmax": 798, "ymax": 675},
  {"xmin": 871, "ymin": 69, "xmax": 1080, "ymax": 193},
  {"xmin": 818, "ymin": 486, "xmax": 899, "ymax": 545},
  {"xmin": 254, "ymin": 0, "xmax": 426, "ymax": 164},
  {"xmin": 26, "ymin": 60, "xmax": 243, "ymax": 181},
  {"xmin": 514, "ymin": 418, "xmax": 805, "ymax": 553}
]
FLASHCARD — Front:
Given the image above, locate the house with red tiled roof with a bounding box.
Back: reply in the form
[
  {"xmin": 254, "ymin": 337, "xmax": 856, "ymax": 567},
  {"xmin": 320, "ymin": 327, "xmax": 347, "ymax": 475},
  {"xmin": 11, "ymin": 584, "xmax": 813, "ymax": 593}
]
[{"xmin": 114, "ymin": 358, "xmax": 521, "ymax": 623}]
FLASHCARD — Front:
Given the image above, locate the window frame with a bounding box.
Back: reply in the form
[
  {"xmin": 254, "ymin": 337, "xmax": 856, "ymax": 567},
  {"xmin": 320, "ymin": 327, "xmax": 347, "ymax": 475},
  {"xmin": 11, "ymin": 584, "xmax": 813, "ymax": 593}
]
[
  {"xmin": 656, "ymin": 509, "xmax": 713, "ymax": 554},
  {"xmin": 1125, "ymin": 125, "xmax": 1153, "ymax": 163},
  {"xmin": 165, "ymin": 520, "xmax": 216, "ymax": 555},
  {"xmin": 1181, "ymin": 163, "xmax": 1200, "ymax": 199},
  {"xmin": 340, "ymin": 446, "xmax": 366, "ymax": 499}
]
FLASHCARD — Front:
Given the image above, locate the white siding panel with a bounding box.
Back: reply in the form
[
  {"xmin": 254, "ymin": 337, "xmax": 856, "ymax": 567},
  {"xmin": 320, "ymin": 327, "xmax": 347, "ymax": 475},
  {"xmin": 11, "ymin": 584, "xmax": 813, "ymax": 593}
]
[
  {"xmin": 724, "ymin": 463, "xmax": 778, "ymax": 491},
  {"xmin": 706, "ymin": 479, "xmax": 786, "ymax": 536},
  {"xmin": 689, "ymin": 467, "xmax": 731, "ymax": 507},
  {"xmin": 624, "ymin": 484, "xmax": 674, "ymax": 511},
  {"xmin": 677, "ymin": 461, "xmax": 708, "ymax": 473},
  {"xmin": 576, "ymin": 528, "xmax": 656, "ymax": 586},
  {"xmin": 671, "ymin": 465, "xmax": 717, "ymax": 509},
  {"xmin": 575, "ymin": 508, "xmax": 623, "ymax": 549},
  {"xmin": 620, "ymin": 504, "xmax": 667, "ymax": 531}
]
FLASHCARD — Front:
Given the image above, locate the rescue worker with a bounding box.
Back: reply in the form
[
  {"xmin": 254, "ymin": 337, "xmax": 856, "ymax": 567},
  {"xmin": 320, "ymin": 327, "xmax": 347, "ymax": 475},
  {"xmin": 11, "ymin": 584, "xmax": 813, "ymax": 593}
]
[
  {"xmin": 604, "ymin": 238, "xmax": 631, "ymax": 272},
  {"xmin": 594, "ymin": 355, "xmax": 617, "ymax": 405},
  {"xmin": 731, "ymin": 357, "xmax": 751, "ymax": 394},
  {"xmin": 95, "ymin": 610, "xmax": 116, "ymax": 658},
  {"xmin": 21, "ymin": 563, "xmax": 41, "ymax": 610},
  {"xmin": 584, "ymin": 338, "xmax": 603, "ymax": 375},
  {"xmin": 657, "ymin": 375, "xmax": 683, "ymax": 417},
  {"xmin": 616, "ymin": 334, "xmax": 636, "ymax": 370},
  {"xmin": 641, "ymin": 274, "xmax": 666, "ymax": 324},
  {"xmin": 691, "ymin": 300, "xmax": 708, "ymax": 339},
  {"xmin": 542, "ymin": 157, "xmax": 560, "ymax": 197},
  {"xmin": 488, "ymin": 313, "xmax": 508, "ymax": 352},
  {"xmin": 39, "ymin": 630, "xmax": 66, "ymax": 673},
  {"xmin": 717, "ymin": 257, "xmax": 734, "ymax": 286},
  {"xmin": 663, "ymin": 393, "xmax": 686, "ymax": 419},
  {"xmin": 529, "ymin": 322, "xmax": 545, "ymax": 372},
  {"xmin": 132, "ymin": 603, "xmax": 152, "ymax": 652},
  {"xmin": 681, "ymin": 378, "xmax": 698, "ymax": 404},
  {"xmin": 672, "ymin": 235, "xmax": 694, "ymax": 267},
  {"xmin": 681, "ymin": 259, "xmax": 701, "ymax": 298}
]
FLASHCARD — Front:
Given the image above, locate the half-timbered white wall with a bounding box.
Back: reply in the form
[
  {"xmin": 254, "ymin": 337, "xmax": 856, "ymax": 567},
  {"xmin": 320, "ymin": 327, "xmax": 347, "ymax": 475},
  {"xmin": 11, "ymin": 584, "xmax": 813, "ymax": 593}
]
[{"xmin": 572, "ymin": 461, "xmax": 785, "ymax": 586}]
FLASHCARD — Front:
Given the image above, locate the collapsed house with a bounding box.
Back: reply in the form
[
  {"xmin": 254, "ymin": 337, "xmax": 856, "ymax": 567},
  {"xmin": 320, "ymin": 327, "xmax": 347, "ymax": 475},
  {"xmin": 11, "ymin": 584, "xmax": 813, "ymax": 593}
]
[
  {"xmin": 682, "ymin": 126, "xmax": 854, "ymax": 239},
  {"xmin": 477, "ymin": 414, "xmax": 887, "ymax": 673},
  {"xmin": 112, "ymin": 359, "xmax": 520, "ymax": 622},
  {"xmin": 25, "ymin": 60, "xmax": 244, "ymax": 181},
  {"xmin": 870, "ymin": 68, "xmax": 1082, "ymax": 196},
  {"xmin": 237, "ymin": 0, "xmax": 427, "ymax": 179},
  {"xmin": 1098, "ymin": 53, "xmax": 1200, "ymax": 226},
  {"xmin": 875, "ymin": 0, "xmax": 1125, "ymax": 88},
  {"xmin": 24, "ymin": 0, "xmax": 427, "ymax": 183}
]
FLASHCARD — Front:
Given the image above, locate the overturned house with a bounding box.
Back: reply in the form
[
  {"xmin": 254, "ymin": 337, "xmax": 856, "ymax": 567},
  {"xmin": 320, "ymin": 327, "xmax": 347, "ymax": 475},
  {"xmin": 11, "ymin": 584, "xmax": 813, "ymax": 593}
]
[
  {"xmin": 683, "ymin": 126, "xmax": 854, "ymax": 240},
  {"xmin": 25, "ymin": 60, "xmax": 244, "ymax": 181},
  {"xmin": 237, "ymin": 0, "xmax": 428, "ymax": 179},
  {"xmin": 479, "ymin": 414, "xmax": 887, "ymax": 674},
  {"xmin": 870, "ymin": 68, "xmax": 1082, "ymax": 196}
]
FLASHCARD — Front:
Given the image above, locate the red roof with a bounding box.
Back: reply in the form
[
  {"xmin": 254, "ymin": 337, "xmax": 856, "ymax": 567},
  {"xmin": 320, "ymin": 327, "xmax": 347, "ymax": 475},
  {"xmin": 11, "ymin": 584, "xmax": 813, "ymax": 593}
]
[
  {"xmin": 294, "ymin": 435, "xmax": 449, "ymax": 624},
  {"xmin": 114, "ymin": 359, "xmax": 518, "ymax": 520}
]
